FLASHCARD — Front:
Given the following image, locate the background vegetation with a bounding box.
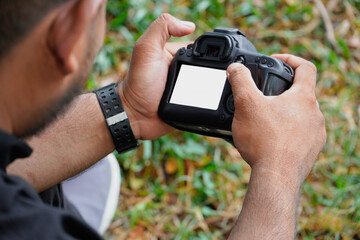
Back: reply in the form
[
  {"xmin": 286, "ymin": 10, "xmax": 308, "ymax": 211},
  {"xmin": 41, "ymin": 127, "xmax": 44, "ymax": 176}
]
[{"xmin": 90, "ymin": 0, "xmax": 360, "ymax": 239}]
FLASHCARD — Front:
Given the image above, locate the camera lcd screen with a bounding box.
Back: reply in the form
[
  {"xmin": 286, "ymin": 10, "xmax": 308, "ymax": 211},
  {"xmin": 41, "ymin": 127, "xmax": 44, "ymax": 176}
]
[{"xmin": 170, "ymin": 64, "xmax": 227, "ymax": 110}]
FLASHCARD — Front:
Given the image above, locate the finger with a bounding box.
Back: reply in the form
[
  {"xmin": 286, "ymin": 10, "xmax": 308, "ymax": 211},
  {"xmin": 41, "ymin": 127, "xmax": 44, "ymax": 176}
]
[
  {"xmin": 138, "ymin": 13, "xmax": 195, "ymax": 49},
  {"xmin": 272, "ymin": 54, "xmax": 317, "ymax": 92},
  {"xmin": 271, "ymin": 54, "xmax": 306, "ymax": 69},
  {"xmin": 227, "ymin": 63, "xmax": 263, "ymax": 103},
  {"xmin": 165, "ymin": 42, "xmax": 193, "ymax": 56}
]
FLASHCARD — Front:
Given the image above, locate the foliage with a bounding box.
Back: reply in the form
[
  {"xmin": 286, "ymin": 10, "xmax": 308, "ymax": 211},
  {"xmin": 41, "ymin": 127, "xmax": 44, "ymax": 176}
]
[{"xmin": 93, "ymin": 0, "xmax": 360, "ymax": 239}]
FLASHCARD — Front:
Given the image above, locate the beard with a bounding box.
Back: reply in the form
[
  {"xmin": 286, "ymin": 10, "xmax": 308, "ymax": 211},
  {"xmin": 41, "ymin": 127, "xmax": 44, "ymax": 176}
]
[
  {"xmin": 21, "ymin": 46, "xmax": 98, "ymax": 139},
  {"xmin": 20, "ymin": 82, "xmax": 83, "ymax": 138}
]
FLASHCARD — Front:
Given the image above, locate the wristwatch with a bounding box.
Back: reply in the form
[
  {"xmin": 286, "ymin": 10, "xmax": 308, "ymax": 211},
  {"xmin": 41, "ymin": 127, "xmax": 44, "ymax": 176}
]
[{"xmin": 94, "ymin": 83, "xmax": 139, "ymax": 154}]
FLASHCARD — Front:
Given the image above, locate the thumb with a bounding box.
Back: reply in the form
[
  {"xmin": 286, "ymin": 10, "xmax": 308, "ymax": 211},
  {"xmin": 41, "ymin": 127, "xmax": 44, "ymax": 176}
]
[
  {"xmin": 227, "ymin": 63, "xmax": 263, "ymax": 103},
  {"xmin": 138, "ymin": 13, "xmax": 195, "ymax": 49}
]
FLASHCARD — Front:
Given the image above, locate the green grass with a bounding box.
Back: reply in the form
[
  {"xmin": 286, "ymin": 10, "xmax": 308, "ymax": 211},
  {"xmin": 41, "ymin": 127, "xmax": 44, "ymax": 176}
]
[{"xmin": 92, "ymin": 0, "xmax": 360, "ymax": 239}]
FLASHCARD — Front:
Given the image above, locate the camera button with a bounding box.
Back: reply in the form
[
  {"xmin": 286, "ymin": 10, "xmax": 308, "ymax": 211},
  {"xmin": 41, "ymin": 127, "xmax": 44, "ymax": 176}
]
[
  {"xmin": 235, "ymin": 56, "xmax": 245, "ymax": 64},
  {"xmin": 220, "ymin": 114, "xmax": 225, "ymax": 121},
  {"xmin": 179, "ymin": 48, "xmax": 186, "ymax": 55},
  {"xmin": 226, "ymin": 95, "xmax": 235, "ymax": 114},
  {"xmin": 186, "ymin": 51, "xmax": 193, "ymax": 57},
  {"xmin": 261, "ymin": 58, "xmax": 267, "ymax": 64},
  {"xmin": 255, "ymin": 56, "xmax": 261, "ymax": 62},
  {"xmin": 267, "ymin": 61, "xmax": 274, "ymax": 67}
]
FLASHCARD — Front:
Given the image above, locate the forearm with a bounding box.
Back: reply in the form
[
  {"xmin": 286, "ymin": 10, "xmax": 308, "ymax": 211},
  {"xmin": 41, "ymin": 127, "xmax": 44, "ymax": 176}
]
[
  {"xmin": 7, "ymin": 93, "xmax": 118, "ymax": 192},
  {"xmin": 228, "ymin": 167, "xmax": 300, "ymax": 240}
]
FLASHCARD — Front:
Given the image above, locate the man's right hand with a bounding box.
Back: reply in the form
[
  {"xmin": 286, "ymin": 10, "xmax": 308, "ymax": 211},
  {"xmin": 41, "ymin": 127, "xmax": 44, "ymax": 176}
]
[
  {"xmin": 227, "ymin": 54, "xmax": 326, "ymax": 240},
  {"xmin": 227, "ymin": 54, "xmax": 326, "ymax": 190}
]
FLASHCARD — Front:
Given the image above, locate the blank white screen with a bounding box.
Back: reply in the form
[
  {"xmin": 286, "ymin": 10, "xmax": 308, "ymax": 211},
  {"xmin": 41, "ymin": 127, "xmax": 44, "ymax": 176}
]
[{"xmin": 170, "ymin": 65, "xmax": 227, "ymax": 110}]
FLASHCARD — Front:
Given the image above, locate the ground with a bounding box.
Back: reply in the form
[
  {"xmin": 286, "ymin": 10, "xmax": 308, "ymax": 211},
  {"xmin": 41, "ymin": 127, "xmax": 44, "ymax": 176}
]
[{"xmin": 89, "ymin": 0, "xmax": 360, "ymax": 239}]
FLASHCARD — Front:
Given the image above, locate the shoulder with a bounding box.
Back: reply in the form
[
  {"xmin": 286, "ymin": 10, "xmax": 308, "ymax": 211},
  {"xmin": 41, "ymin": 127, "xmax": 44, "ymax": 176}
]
[{"xmin": 0, "ymin": 172, "xmax": 102, "ymax": 240}]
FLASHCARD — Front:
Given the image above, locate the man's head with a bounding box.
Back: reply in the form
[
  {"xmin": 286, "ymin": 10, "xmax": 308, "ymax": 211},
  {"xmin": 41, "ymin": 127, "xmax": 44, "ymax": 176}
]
[{"xmin": 0, "ymin": 0, "xmax": 106, "ymax": 137}]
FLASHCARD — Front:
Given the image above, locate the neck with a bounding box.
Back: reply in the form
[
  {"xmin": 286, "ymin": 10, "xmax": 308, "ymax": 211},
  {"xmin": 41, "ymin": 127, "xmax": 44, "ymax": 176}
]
[
  {"xmin": 0, "ymin": 54, "xmax": 21, "ymax": 135},
  {"xmin": 0, "ymin": 100, "xmax": 12, "ymax": 134}
]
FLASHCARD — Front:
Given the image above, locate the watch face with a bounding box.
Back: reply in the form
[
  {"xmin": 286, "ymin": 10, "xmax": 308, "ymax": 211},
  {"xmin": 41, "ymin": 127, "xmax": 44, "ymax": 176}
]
[{"xmin": 170, "ymin": 64, "xmax": 227, "ymax": 110}]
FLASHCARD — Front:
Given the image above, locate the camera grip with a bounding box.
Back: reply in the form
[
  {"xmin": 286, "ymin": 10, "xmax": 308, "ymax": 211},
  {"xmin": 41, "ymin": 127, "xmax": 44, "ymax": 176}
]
[{"xmin": 263, "ymin": 74, "xmax": 292, "ymax": 96}]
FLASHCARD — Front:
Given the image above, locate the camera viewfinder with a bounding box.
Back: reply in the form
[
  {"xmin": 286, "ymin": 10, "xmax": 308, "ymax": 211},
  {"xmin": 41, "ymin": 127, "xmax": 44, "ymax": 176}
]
[{"xmin": 206, "ymin": 45, "xmax": 221, "ymax": 57}]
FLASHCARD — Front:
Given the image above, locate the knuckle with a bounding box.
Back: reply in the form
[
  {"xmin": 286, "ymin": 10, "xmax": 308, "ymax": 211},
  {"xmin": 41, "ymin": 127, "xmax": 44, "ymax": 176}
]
[
  {"xmin": 231, "ymin": 65, "xmax": 250, "ymax": 78},
  {"xmin": 317, "ymin": 112, "xmax": 326, "ymax": 143},
  {"xmin": 322, "ymin": 127, "xmax": 327, "ymax": 144},
  {"xmin": 305, "ymin": 92, "xmax": 317, "ymax": 105},
  {"xmin": 158, "ymin": 13, "xmax": 171, "ymax": 22},
  {"xmin": 305, "ymin": 61, "xmax": 317, "ymax": 74},
  {"xmin": 320, "ymin": 114, "xmax": 326, "ymax": 127},
  {"xmin": 133, "ymin": 39, "xmax": 144, "ymax": 50},
  {"xmin": 320, "ymin": 126, "xmax": 327, "ymax": 146},
  {"xmin": 152, "ymin": 13, "xmax": 170, "ymax": 28},
  {"xmin": 309, "ymin": 94, "xmax": 317, "ymax": 104}
]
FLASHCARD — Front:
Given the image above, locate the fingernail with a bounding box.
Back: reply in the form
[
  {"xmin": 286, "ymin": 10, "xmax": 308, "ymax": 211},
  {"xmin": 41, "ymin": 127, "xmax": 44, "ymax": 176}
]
[
  {"xmin": 180, "ymin": 20, "xmax": 195, "ymax": 28},
  {"xmin": 227, "ymin": 63, "xmax": 242, "ymax": 75}
]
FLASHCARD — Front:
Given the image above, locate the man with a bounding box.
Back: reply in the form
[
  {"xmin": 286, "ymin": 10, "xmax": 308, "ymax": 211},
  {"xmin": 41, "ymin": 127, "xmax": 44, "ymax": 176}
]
[{"xmin": 0, "ymin": 0, "xmax": 326, "ymax": 239}]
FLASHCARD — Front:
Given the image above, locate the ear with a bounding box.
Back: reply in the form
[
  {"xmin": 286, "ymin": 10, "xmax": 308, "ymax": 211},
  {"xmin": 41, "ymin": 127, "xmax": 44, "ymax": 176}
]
[{"xmin": 48, "ymin": 0, "xmax": 103, "ymax": 74}]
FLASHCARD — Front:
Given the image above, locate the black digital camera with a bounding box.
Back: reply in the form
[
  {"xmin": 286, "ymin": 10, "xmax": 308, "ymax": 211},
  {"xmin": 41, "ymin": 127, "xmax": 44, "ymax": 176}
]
[{"xmin": 158, "ymin": 28, "xmax": 295, "ymax": 141}]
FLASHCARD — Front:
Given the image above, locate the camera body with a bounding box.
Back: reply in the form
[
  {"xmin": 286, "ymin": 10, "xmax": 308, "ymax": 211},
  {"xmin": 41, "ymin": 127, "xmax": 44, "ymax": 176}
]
[{"xmin": 158, "ymin": 28, "xmax": 295, "ymax": 141}]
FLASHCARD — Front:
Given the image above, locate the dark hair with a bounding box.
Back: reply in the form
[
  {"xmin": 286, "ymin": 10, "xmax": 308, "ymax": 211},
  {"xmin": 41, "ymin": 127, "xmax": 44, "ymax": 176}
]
[{"xmin": 0, "ymin": 0, "xmax": 71, "ymax": 59}]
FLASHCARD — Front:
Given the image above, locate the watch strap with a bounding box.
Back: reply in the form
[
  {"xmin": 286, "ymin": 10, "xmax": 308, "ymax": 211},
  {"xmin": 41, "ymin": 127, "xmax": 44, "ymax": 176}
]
[{"xmin": 94, "ymin": 83, "xmax": 139, "ymax": 154}]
